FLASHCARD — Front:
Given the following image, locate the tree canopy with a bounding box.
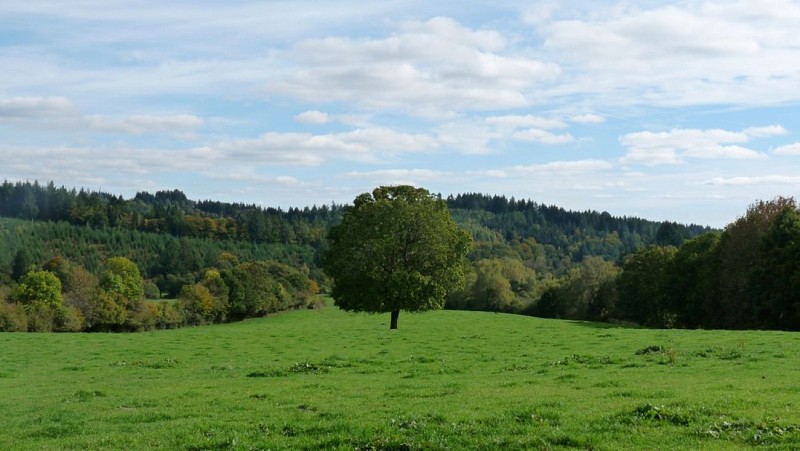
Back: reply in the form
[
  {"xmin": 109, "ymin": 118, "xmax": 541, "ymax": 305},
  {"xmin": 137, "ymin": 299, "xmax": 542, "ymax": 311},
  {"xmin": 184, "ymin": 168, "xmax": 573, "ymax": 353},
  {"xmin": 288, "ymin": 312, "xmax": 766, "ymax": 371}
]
[{"xmin": 323, "ymin": 186, "xmax": 472, "ymax": 329}]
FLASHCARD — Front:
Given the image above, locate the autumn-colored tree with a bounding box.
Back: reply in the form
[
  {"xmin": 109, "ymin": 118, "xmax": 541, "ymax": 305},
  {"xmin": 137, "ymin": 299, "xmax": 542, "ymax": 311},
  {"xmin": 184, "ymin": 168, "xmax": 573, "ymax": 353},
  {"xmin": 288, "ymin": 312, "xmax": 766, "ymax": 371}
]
[
  {"xmin": 178, "ymin": 283, "xmax": 215, "ymax": 326},
  {"xmin": 200, "ymin": 269, "xmax": 229, "ymax": 322}
]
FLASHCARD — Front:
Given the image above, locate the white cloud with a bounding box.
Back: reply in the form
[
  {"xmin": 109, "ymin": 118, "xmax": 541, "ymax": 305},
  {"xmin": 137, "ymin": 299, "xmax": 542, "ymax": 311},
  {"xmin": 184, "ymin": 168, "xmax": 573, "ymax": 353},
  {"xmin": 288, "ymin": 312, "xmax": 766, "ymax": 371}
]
[
  {"xmin": 535, "ymin": 1, "xmax": 800, "ymax": 107},
  {"xmin": 437, "ymin": 120, "xmax": 497, "ymax": 154},
  {"xmin": 513, "ymin": 128, "xmax": 575, "ymax": 145},
  {"xmin": 744, "ymin": 125, "xmax": 788, "ymax": 137},
  {"xmin": 437, "ymin": 114, "xmax": 576, "ymax": 154},
  {"xmin": 485, "ymin": 114, "xmax": 567, "ymax": 130},
  {"xmin": 512, "ymin": 159, "xmax": 613, "ymax": 175},
  {"xmin": 620, "ymin": 127, "xmax": 769, "ymax": 165},
  {"xmin": 213, "ymin": 127, "xmax": 439, "ymax": 165},
  {"xmin": 0, "ymin": 125, "xmax": 440, "ymax": 187},
  {"xmin": 619, "ymin": 147, "xmax": 682, "ymax": 166},
  {"xmin": 87, "ymin": 114, "xmax": 203, "ymax": 134},
  {"xmin": 482, "ymin": 169, "xmax": 508, "ymax": 178},
  {"xmin": 343, "ymin": 168, "xmax": 447, "ymax": 181},
  {"xmin": 340, "ymin": 168, "xmax": 451, "ymax": 188},
  {"xmin": 4, "ymin": 3, "xmax": 800, "ymax": 228},
  {"xmin": 705, "ymin": 175, "xmax": 800, "ymax": 186},
  {"xmin": 683, "ymin": 144, "xmax": 762, "ymax": 160},
  {"xmin": 570, "ymin": 113, "xmax": 606, "ymax": 124},
  {"xmin": 265, "ymin": 17, "xmax": 560, "ymax": 116},
  {"xmin": 294, "ymin": 110, "xmax": 331, "ymax": 124},
  {"xmin": 0, "ymin": 96, "xmax": 77, "ymax": 118},
  {"xmin": 0, "ymin": 96, "xmax": 203, "ymax": 136},
  {"xmin": 208, "ymin": 171, "xmax": 303, "ymax": 186},
  {"xmin": 773, "ymin": 142, "xmax": 800, "ymax": 155}
]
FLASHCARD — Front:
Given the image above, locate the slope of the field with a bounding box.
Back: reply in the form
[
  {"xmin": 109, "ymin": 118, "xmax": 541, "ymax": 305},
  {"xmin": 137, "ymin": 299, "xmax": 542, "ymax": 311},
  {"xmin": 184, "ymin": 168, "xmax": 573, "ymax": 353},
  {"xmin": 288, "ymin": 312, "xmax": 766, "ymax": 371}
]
[{"xmin": 1, "ymin": 302, "xmax": 798, "ymax": 449}]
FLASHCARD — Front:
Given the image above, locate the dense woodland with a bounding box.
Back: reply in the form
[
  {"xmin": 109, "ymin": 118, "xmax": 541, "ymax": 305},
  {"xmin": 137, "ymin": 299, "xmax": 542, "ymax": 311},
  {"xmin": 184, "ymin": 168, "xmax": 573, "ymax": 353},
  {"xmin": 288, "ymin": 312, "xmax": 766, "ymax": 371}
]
[{"xmin": 2, "ymin": 180, "xmax": 797, "ymax": 332}]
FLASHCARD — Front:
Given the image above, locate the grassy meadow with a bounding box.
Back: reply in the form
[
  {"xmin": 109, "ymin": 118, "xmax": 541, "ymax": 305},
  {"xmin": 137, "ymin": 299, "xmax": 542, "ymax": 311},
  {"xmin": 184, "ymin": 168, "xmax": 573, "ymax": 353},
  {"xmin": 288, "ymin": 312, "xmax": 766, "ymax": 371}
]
[{"xmin": 1, "ymin": 300, "xmax": 799, "ymax": 450}]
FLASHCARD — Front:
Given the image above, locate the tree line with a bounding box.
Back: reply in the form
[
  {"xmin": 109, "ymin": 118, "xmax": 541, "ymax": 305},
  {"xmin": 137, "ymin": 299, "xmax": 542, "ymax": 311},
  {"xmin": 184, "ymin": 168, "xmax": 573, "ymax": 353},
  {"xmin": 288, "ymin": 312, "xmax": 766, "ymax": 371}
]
[
  {"xmin": 14, "ymin": 180, "xmax": 776, "ymax": 332},
  {"xmin": 614, "ymin": 197, "xmax": 800, "ymax": 330},
  {"xmin": 1, "ymin": 218, "xmax": 317, "ymax": 298},
  {"xmin": 1, "ymin": 252, "xmax": 319, "ymax": 332},
  {"xmin": 447, "ymin": 197, "xmax": 800, "ymax": 331},
  {"xmin": 1, "ymin": 181, "xmax": 700, "ymax": 268},
  {"xmin": 0, "ymin": 180, "xmax": 339, "ymax": 246}
]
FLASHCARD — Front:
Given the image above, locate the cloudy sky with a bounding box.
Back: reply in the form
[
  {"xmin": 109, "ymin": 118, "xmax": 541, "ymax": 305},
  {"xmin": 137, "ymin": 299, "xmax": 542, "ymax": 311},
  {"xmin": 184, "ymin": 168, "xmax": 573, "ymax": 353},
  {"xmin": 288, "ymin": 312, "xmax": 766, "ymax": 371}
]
[{"xmin": 2, "ymin": 0, "xmax": 800, "ymax": 227}]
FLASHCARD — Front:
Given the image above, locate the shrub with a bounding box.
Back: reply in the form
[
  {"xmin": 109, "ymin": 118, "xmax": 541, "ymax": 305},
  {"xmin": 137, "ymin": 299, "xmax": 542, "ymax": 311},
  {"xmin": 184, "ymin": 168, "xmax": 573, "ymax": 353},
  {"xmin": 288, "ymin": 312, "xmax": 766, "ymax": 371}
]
[
  {"xmin": 26, "ymin": 305, "xmax": 55, "ymax": 332},
  {"xmin": 86, "ymin": 289, "xmax": 127, "ymax": 331},
  {"xmin": 125, "ymin": 303, "xmax": 157, "ymax": 332},
  {"xmin": 155, "ymin": 302, "xmax": 184, "ymax": 329},
  {"xmin": 53, "ymin": 305, "xmax": 85, "ymax": 332},
  {"xmin": 0, "ymin": 302, "xmax": 28, "ymax": 332}
]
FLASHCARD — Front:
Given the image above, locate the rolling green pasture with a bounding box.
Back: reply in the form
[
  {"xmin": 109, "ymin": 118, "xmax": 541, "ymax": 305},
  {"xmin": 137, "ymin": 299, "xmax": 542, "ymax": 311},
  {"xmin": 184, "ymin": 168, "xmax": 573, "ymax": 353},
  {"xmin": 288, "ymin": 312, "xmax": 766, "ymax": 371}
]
[{"xmin": 1, "ymin": 302, "xmax": 799, "ymax": 450}]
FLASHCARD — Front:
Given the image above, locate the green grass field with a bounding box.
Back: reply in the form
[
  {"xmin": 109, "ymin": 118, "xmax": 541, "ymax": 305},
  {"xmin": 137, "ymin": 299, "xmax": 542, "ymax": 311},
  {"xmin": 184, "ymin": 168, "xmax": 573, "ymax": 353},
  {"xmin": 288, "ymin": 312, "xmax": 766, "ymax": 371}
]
[{"xmin": 2, "ymin": 300, "xmax": 799, "ymax": 450}]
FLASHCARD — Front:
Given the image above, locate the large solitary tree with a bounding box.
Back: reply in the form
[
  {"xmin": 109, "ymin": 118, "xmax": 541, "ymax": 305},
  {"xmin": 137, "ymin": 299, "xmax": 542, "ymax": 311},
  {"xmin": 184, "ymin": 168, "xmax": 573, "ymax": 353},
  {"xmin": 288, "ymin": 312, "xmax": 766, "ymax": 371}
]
[{"xmin": 323, "ymin": 185, "xmax": 471, "ymax": 329}]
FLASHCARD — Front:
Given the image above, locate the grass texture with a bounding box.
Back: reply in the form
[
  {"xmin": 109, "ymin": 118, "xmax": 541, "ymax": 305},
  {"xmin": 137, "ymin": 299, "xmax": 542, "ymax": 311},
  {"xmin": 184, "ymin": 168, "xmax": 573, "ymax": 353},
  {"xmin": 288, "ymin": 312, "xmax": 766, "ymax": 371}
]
[{"xmin": 1, "ymin": 300, "xmax": 799, "ymax": 449}]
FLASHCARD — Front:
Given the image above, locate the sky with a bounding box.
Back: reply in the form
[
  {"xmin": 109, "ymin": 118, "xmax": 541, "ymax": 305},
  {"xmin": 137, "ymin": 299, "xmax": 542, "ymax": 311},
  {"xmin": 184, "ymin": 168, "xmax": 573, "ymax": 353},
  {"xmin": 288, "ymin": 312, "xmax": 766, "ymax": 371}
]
[{"xmin": 2, "ymin": 1, "xmax": 800, "ymax": 228}]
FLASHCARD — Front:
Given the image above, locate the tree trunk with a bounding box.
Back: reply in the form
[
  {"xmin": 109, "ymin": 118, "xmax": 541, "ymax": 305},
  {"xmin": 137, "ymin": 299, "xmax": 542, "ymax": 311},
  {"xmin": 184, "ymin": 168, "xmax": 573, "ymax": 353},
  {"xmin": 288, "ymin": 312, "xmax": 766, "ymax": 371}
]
[{"xmin": 390, "ymin": 310, "xmax": 400, "ymax": 329}]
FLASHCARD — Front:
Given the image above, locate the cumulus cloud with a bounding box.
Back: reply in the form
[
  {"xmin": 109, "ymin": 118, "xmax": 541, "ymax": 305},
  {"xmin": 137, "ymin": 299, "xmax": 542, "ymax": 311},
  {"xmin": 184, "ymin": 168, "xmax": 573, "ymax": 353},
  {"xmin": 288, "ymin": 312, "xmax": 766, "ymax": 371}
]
[
  {"xmin": 437, "ymin": 114, "xmax": 576, "ymax": 154},
  {"xmin": 265, "ymin": 17, "xmax": 560, "ymax": 116},
  {"xmin": 534, "ymin": 1, "xmax": 800, "ymax": 107},
  {"xmin": 4, "ymin": 3, "xmax": 800, "ymax": 225},
  {"xmin": 0, "ymin": 124, "xmax": 441, "ymax": 189},
  {"xmin": 620, "ymin": 127, "xmax": 772, "ymax": 165},
  {"xmin": 0, "ymin": 96, "xmax": 203, "ymax": 136},
  {"xmin": 212, "ymin": 127, "xmax": 439, "ymax": 165}
]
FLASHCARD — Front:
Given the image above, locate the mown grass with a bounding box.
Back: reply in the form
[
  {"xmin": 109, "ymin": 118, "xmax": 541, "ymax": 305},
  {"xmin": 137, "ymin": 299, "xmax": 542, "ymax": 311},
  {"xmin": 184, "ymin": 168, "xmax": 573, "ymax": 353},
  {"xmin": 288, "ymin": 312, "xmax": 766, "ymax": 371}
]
[{"xmin": 1, "ymin": 300, "xmax": 799, "ymax": 450}]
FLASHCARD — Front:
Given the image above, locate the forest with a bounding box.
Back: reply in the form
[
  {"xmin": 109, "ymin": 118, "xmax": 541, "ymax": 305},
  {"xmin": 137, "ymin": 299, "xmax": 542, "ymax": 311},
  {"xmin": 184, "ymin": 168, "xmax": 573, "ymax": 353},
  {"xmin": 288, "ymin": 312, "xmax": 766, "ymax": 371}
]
[{"xmin": 2, "ymin": 180, "xmax": 797, "ymax": 332}]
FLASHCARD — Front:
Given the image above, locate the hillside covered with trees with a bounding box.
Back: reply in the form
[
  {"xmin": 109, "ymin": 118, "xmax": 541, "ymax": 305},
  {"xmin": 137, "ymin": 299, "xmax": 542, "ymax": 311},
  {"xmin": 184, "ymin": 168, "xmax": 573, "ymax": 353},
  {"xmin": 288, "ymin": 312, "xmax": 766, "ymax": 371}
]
[{"xmin": 9, "ymin": 180, "xmax": 798, "ymax": 332}]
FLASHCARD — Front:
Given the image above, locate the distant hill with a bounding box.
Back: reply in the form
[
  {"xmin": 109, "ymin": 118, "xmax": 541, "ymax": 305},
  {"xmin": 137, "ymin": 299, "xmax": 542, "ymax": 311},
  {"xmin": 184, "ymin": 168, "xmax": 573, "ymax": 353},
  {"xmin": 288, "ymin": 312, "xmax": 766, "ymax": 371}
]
[
  {"xmin": 0, "ymin": 180, "xmax": 710, "ymax": 279},
  {"xmin": 0, "ymin": 180, "xmax": 711, "ymax": 320}
]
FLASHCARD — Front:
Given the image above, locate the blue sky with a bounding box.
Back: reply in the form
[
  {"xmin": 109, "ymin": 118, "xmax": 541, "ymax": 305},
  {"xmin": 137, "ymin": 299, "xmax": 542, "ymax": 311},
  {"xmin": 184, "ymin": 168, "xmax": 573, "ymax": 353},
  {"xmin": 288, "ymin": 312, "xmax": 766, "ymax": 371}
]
[{"xmin": 2, "ymin": 1, "xmax": 800, "ymax": 227}]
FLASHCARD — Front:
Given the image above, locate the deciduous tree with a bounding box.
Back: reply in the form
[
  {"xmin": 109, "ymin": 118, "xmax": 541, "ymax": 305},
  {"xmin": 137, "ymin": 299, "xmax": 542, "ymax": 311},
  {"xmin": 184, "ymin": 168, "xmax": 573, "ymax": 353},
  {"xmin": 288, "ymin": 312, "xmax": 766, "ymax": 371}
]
[
  {"xmin": 758, "ymin": 206, "xmax": 800, "ymax": 330},
  {"xmin": 100, "ymin": 256, "xmax": 144, "ymax": 309},
  {"xmin": 15, "ymin": 270, "xmax": 62, "ymax": 309},
  {"xmin": 615, "ymin": 245, "xmax": 676, "ymax": 327},
  {"xmin": 323, "ymin": 186, "xmax": 471, "ymax": 329}
]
